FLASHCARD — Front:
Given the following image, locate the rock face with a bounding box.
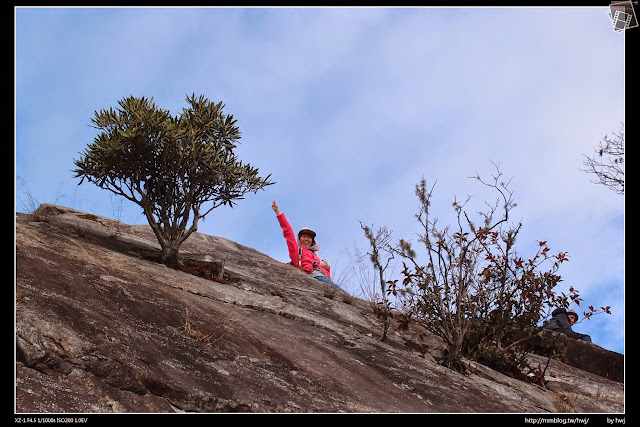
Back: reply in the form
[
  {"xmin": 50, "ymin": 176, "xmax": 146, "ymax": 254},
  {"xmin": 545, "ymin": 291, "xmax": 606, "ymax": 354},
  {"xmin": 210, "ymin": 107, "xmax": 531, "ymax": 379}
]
[{"xmin": 15, "ymin": 204, "xmax": 624, "ymax": 413}]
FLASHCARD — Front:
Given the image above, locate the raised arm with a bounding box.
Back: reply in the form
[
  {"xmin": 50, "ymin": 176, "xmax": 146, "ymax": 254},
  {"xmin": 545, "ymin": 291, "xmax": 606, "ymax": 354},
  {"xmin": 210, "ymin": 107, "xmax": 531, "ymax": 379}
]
[
  {"xmin": 273, "ymin": 201, "xmax": 298, "ymax": 265},
  {"xmin": 272, "ymin": 200, "xmax": 282, "ymax": 216}
]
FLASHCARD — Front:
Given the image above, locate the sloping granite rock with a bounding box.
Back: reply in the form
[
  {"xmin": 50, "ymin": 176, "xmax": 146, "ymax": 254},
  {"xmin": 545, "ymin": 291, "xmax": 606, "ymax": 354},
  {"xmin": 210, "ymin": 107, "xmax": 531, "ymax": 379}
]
[
  {"xmin": 15, "ymin": 204, "xmax": 624, "ymax": 413},
  {"xmin": 533, "ymin": 329, "xmax": 623, "ymax": 383}
]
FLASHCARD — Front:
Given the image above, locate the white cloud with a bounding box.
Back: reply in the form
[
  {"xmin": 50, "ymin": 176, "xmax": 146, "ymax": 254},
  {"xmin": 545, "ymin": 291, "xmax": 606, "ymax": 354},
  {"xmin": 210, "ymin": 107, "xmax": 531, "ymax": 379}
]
[{"xmin": 15, "ymin": 6, "xmax": 624, "ymax": 353}]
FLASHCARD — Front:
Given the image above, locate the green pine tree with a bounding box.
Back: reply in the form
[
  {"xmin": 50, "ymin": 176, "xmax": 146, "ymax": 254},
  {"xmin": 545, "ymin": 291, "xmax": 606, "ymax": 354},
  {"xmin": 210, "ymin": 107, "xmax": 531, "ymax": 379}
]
[{"xmin": 74, "ymin": 94, "xmax": 274, "ymax": 265}]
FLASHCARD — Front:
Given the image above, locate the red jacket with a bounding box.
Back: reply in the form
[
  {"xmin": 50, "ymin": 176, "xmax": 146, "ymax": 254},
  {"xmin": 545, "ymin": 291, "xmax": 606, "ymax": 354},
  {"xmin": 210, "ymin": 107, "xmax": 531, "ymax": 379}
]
[{"xmin": 276, "ymin": 213, "xmax": 331, "ymax": 280}]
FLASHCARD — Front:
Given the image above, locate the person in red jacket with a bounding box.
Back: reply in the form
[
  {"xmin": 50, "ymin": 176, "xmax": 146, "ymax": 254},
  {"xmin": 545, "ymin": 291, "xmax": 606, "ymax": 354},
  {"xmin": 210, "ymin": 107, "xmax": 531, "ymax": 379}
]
[{"xmin": 272, "ymin": 200, "xmax": 341, "ymax": 290}]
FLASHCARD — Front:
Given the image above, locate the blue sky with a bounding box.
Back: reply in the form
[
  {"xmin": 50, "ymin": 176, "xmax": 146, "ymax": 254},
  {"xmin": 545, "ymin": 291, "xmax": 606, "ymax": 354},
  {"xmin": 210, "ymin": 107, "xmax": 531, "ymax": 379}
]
[{"xmin": 15, "ymin": 7, "xmax": 625, "ymax": 354}]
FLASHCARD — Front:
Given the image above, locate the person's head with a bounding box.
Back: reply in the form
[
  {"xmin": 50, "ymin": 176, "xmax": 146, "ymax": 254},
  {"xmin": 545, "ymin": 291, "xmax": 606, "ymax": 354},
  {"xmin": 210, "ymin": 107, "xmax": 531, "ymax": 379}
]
[
  {"xmin": 566, "ymin": 309, "xmax": 579, "ymax": 324},
  {"xmin": 298, "ymin": 227, "xmax": 316, "ymax": 249}
]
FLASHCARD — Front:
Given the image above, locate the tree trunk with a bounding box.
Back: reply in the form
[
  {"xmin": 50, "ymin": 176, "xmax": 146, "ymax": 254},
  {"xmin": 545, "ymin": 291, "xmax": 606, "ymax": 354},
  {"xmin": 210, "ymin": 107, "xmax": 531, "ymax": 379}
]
[
  {"xmin": 445, "ymin": 332, "xmax": 464, "ymax": 370},
  {"xmin": 141, "ymin": 203, "xmax": 184, "ymax": 266},
  {"xmin": 160, "ymin": 244, "xmax": 182, "ymax": 266}
]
